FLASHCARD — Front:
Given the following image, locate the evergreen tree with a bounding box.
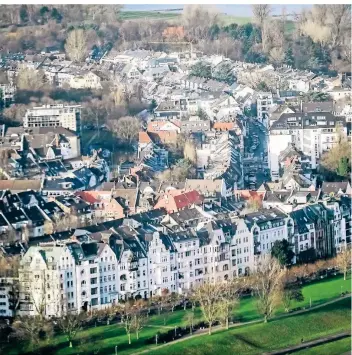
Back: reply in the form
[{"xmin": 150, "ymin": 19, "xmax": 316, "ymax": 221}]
[
  {"xmin": 51, "ymin": 8, "xmax": 63, "ymax": 23},
  {"xmin": 284, "ymin": 47, "xmax": 294, "ymax": 67},
  {"xmin": 190, "ymin": 61, "xmax": 212, "ymax": 78},
  {"xmin": 271, "ymin": 239, "xmax": 294, "ymax": 266},
  {"xmin": 19, "ymin": 5, "xmax": 29, "ymax": 23},
  {"xmin": 208, "ymin": 24, "xmax": 220, "ymax": 40},
  {"xmin": 149, "ymin": 99, "xmax": 157, "ymax": 112},
  {"xmin": 337, "ymin": 157, "xmax": 349, "ymax": 177}
]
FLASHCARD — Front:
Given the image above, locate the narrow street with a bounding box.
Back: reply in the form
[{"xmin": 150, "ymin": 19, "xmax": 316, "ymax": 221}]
[{"xmin": 243, "ymin": 117, "xmax": 270, "ymax": 190}]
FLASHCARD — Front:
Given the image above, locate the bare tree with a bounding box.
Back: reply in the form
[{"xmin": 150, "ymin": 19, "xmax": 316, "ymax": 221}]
[
  {"xmin": 262, "ymin": 18, "xmax": 285, "ymax": 54},
  {"xmin": 326, "ymin": 5, "xmax": 351, "ymax": 48},
  {"xmin": 252, "ymin": 5, "xmax": 272, "ymax": 51},
  {"xmin": 0, "ymin": 254, "xmax": 20, "ymax": 277},
  {"xmin": 182, "ymin": 5, "xmax": 220, "ymax": 40},
  {"xmin": 336, "ymin": 245, "xmax": 351, "ymax": 280},
  {"xmin": 108, "ymin": 116, "xmax": 140, "ymax": 145},
  {"xmin": 184, "ymin": 309, "xmax": 195, "ymax": 334},
  {"xmin": 120, "ymin": 303, "xmax": 134, "ymax": 345},
  {"xmin": 57, "ymin": 313, "xmax": 83, "ymax": 348},
  {"xmin": 16, "ymin": 68, "xmax": 48, "ymax": 91},
  {"xmin": 269, "ymin": 47, "xmax": 285, "ymax": 66},
  {"xmin": 168, "ymin": 292, "xmax": 180, "ymax": 313},
  {"xmin": 65, "ymin": 29, "xmax": 88, "ymax": 62},
  {"xmin": 12, "ymin": 316, "xmax": 53, "ymax": 349},
  {"xmin": 300, "ymin": 21, "xmax": 331, "ymax": 45},
  {"xmin": 111, "ymin": 85, "xmax": 127, "ymax": 107},
  {"xmin": 281, "ymin": 285, "xmax": 304, "ymax": 313},
  {"xmin": 216, "ymin": 282, "xmax": 239, "ymax": 329},
  {"xmin": 183, "ymin": 141, "xmax": 197, "ymax": 165},
  {"xmin": 193, "ymin": 282, "xmax": 222, "ymax": 335},
  {"xmin": 251, "ymin": 256, "xmax": 284, "ymax": 323},
  {"xmin": 131, "ymin": 300, "xmax": 148, "ymax": 340}
]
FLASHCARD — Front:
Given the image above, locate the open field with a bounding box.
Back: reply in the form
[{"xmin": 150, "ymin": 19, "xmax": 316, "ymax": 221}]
[
  {"xmin": 119, "ymin": 11, "xmax": 180, "ymax": 21},
  {"xmin": 6, "ymin": 275, "xmax": 350, "ymax": 355},
  {"xmin": 118, "ymin": 10, "xmax": 295, "ymax": 33},
  {"xmin": 148, "ymin": 298, "xmax": 351, "ymax": 355}
]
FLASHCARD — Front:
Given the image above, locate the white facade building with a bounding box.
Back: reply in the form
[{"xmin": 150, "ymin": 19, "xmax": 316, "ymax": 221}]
[
  {"xmin": 18, "ymin": 245, "xmax": 77, "ymax": 317},
  {"xmin": 0, "ymin": 278, "xmax": 16, "ymax": 317},
  {"xmin": 24, "ymin": 105, "xmax": 82, "ymax": 134},
  {"xmin": 269, "ymin": 112, "xmax": 347, "ymax": 180},
  {"xmin": 257, "ymin": 92, "xmax": 273, "ymax": 128}
]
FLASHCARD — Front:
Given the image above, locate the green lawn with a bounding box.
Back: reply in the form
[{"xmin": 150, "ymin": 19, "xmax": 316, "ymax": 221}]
[
  {"xmin": 119, "ymin": 11, "xmax": 179, "ymax": 20},
  {"xmin": 118, "ymin": 10, "xmax": 295, "ymax": 33},
  {"xmin": 7, "ymin": 275, "xmax": 351, "ymax": 355},
  {"xmin": 148, "ymin": 298, "xmax": 351, "ymax": 355},
  {"xmin": 236, "ymin": 274, "xmax": 351, "ymax": 322},
  {"xmin": 294, "ymin": 337, "xmax": 351, "ymax": 355}
]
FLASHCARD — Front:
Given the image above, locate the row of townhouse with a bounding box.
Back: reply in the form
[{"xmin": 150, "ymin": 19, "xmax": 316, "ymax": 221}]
[
  {"xmin": 0, "ymin": 190, "xmax": 95, "ymax": 243},
  {"xmin": 0, "ymin": 192, "xmax": 348, "ymax": 318}
]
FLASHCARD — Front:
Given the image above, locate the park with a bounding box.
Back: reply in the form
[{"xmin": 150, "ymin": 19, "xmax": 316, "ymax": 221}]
[{"xmin": 4, "ymin": 273, "xmax": 351, "ymax": 355}]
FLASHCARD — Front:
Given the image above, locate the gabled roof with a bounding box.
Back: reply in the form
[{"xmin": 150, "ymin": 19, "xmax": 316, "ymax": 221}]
[
  {"xmin": 321, "ymin": 181, "xmax": 350, "ymax": 195},
  {"xmin": 139, "ymin": 132, "xmax": 152, "ymax": 144},
  {"xmin": 173, "ymin": 190, "xmax": 203, "ymax": 210}
]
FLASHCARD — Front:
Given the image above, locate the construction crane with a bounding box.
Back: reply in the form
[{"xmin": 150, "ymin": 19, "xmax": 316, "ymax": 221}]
[{"xmin": 147, "ymin": 40, "xmax": 195, "ymax": 54}]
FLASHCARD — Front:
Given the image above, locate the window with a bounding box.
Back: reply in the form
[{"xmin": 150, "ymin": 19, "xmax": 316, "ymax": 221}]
[{"xmin": 90, "ymin": 267, "xmax": 97, "ymax": 274}]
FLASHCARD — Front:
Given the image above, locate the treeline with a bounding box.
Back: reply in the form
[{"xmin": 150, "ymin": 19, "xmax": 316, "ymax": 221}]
[
  {"xmin": 0, "ymin": 5, "xmax": 350, "ymax": 73},
  {"xmin": 177, "ymin": 4, "xmax": 351, "ymax": 74}
]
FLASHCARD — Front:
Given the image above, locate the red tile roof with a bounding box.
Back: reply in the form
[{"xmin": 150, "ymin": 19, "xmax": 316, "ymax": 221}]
[
  {"xmin": 213, "ymin": 122, "xmax": 235, "ymax": 131},
  {"xmin": 173, "ymin": 190, "xmax": 203, "ymax": 210},
  {"xmin": 139, "ymin": 132, "xmax": 152, "ymax": 144}
]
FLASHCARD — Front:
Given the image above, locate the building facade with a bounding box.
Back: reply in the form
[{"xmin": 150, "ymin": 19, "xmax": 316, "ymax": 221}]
[{"xmin": 24, "ymin": 105, "xmax": 82, "ymax": 134}]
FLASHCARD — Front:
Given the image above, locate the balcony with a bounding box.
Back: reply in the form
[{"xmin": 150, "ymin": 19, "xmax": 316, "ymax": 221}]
[{"xmin": 128, "ymin": 265, "xmax": 138, "ymax": 272}]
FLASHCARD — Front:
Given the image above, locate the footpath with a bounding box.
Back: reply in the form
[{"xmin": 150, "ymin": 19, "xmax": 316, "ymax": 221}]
[{"xmin": 264, "ymin": 331, "xmax": 350, "ymax": 354}]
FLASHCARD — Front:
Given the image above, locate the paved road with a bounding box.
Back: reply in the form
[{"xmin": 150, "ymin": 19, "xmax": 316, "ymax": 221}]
[
  {"xmin": 263, "ymin": 332, "xmax": 351, "ymax": 355},
  {"xmin": 244, "ymin": 118, "xmax": 270, "ymax": 189}
]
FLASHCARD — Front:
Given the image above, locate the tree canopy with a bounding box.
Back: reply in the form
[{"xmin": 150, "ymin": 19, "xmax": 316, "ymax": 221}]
[{"xmin": 271, "ymin": 239, "xmax": 294, "ymax": 266}]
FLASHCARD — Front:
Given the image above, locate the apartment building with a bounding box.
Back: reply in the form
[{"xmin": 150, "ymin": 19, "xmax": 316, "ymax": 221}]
[
  {"xmin": 14, "ymin": 199, "xmax": 349, "ymax": 317},
  {"xmin": 148, "ymin": 231, "xmax": 178, "ymax": 296},
  {"xmin": 0, "ymin": 82, "xmax": 16, "ymax": 106},
  {"xmin": 197, "ymin": 130, "xmax": 244, "ymax": 192},
  {"xmin": 0, "ymin": 277, "xmax": 16, "ymax": 317},
  {"xmin": 269, "ymin": 112, "xmax": 347, "ymax": 180},
  {"xmin": 24, "ymin": 105, "xmax": 82, "ymax": 134},
  {"xmin": 239, "ymin": 208, "xmax": 294, "ymax": 272},
  {"xmin": 257, "ymin": 92, "xmax": 273, "ymax": 128},
  {"xmin": 18, "ymin": 245, "xmax": 77, "ymax": 317}
]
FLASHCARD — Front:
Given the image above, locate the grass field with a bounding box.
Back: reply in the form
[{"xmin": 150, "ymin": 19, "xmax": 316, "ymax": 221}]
[
  {"xmin": 148, "ymin": 298, "xmax": 351, "ymax": 355},
  {"xmin": 6, "ymin": 275, "xmax": 350, "ymax": 355},
  {"xmin": 119, "ymin": 10, "xmax": 254, "ymax": 27},
  {"xmin": 119, "ymin": 11, "xmax": 180, "ymax": 21},
  {"xmin": 294, "ymin": 337, "xmax": 351, "ymax": 355},
  {"xmin": 118, "ymin": 10, "xmax": 295, "ymax": 33}
]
